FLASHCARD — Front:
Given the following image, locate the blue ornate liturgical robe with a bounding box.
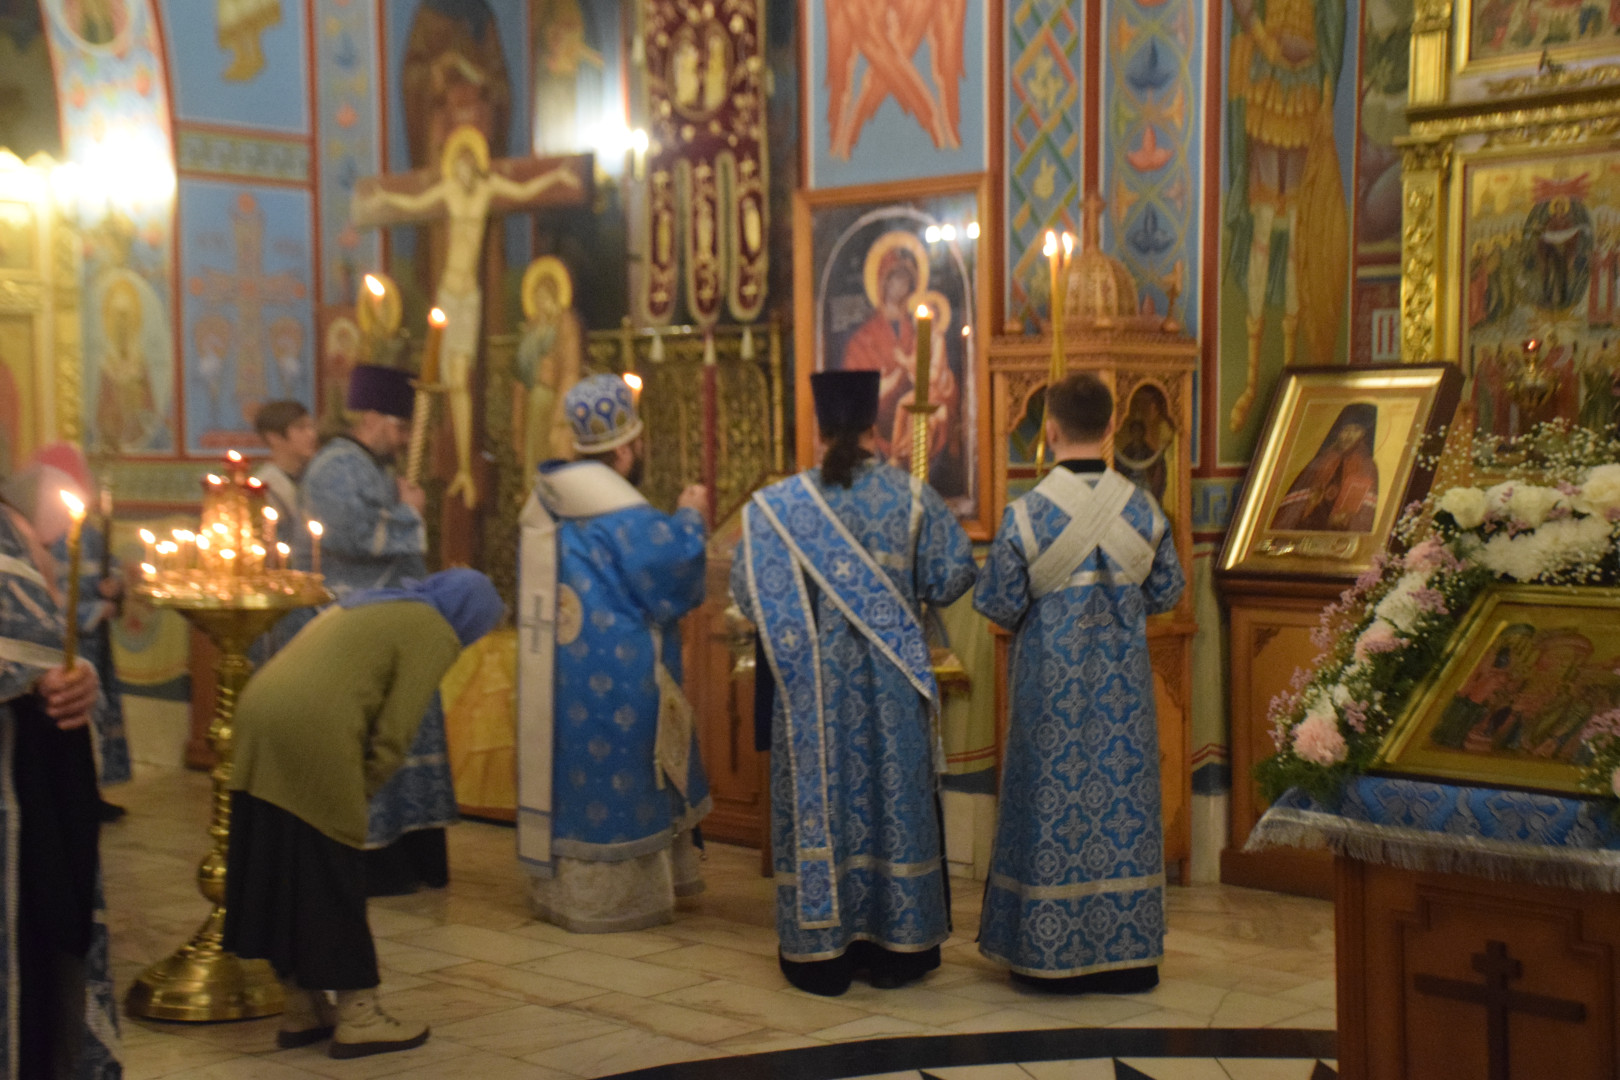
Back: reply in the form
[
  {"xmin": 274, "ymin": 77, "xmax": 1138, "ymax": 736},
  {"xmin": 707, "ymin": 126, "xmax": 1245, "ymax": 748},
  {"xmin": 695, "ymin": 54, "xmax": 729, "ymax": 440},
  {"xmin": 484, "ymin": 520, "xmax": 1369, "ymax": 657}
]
[
  {"xmin": 732, "ymin": 463, "xmax": 976, "ymax": 960},
  {"xmin": 300, "ymin": 435, "xmax": 447, "ymax": 849},
  {"xmin": 0, "ymin": 514, "xmax": 121, "ymax": 1078},
  {"xmin": 517, "ymin": 461, "xmax": 710, "ymax": 881},
  {"xmin": 974, "ymin": 466, "xmax": 1184, "ymax": 976}
]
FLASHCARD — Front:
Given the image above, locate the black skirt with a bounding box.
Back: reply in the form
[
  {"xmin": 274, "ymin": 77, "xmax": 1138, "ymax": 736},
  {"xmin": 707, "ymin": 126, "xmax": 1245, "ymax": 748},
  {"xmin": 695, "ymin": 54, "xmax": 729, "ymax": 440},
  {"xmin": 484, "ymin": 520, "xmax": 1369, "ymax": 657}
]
[{"xmin": 223, "ymin": 792, "xmax": 379, "ymax": 990}]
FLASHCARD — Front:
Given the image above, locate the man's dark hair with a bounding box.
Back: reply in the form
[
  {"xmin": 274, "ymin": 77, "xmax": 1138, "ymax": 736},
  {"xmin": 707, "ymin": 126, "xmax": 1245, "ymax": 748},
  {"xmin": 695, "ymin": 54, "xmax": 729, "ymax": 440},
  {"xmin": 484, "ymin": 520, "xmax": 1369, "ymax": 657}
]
[
  {"xmin": 1046, "ymin": 373, "xmax": 1113, "ymax": 443},
  {"xmin": 253, "ymin": 400, "xmax": 310, "ymax": 439}
]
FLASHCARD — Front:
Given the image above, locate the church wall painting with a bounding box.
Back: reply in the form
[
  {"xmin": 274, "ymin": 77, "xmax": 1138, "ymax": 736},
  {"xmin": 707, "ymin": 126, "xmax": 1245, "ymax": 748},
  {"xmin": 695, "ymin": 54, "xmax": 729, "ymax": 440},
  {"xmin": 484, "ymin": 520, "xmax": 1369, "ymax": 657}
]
[
  {"xmin": 1461, "ymin": 145, "xmax": 1620, "ymax": 444},
  {"xmin": 41, "ymin": 0, "xmax": 179, "ymax": 458},
  {"xmin": 529, "ymin": 0, "xmax": 622, "ymax": 159},
  {"xmin": 794, "ymin": 175, "xmax": 993, "ymax": 537},
  {"xmin": 177, "ymin": 178, "xmax": 314, "ymax": 455},
  {"xmin": 1456, "ymin": 0, "xmax": 1620, "ymax": 73},
  {"xmin": 159, "ymin": 0, "xmax": 307, "ymax": 134},
  {"xmin": 314, "ymin": 0, "xmax": 381, "ymax": 310},
  {"xmin": 1215, "ymin": 0, "xmax": 1360, "ymax": 468},
  {"xmin": 1099, "ymin": 0, "xmax": 1205, "ymax": 337},
  {"xmin": 1005, "ymin": 0, "xmax": 1083, "ymax": 329},
  {"xmin": 0, "ymin": 1, "xmax": 63, "ymax": 159},
  {"xmin": 1218, "ymin": 364, "xmax": 1459, "ymax": 581},
  {"xmin": 1347, "ymin": 0, "xmax": 1409, "ymax": 364},
  {"xmin": 803, "ymin": 0, "xmax": 989, "ymax": 191},
  {"xmin": 1377, "ymin": 586, "xmax": 1620, "ymax": 796}
]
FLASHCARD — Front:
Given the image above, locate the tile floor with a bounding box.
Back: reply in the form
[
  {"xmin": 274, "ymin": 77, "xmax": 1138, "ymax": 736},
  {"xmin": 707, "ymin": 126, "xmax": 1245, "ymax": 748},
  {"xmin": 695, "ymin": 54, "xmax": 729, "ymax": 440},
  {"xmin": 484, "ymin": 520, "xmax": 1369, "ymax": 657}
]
[{"xmin": 106, "ymin": 769, "xmax": 1337, "ymax": 1080}]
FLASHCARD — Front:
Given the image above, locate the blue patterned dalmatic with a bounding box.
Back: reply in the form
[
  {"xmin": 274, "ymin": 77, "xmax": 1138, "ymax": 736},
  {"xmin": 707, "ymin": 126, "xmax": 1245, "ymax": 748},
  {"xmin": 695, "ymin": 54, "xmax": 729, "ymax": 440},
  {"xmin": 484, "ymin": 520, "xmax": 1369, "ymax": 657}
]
[
  {"xmin": 0, "ymin": 513, "xmax": 121, "ymax": 1078},
  {"xmin": 974, "ymin": 467, "xmax": 1184, "ymax": 977},
  {"xmin": 301, "ymin": 435, "xmax": 445, "ymax": 848},
  {"xmin": 732, "ymin": 463, "xmax": 976, "ymax": 961}
]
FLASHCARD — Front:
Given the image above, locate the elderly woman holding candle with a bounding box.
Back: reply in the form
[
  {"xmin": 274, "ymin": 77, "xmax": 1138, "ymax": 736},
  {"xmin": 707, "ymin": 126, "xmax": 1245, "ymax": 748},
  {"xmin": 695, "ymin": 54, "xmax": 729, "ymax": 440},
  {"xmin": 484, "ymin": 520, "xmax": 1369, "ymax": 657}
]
[
  {"xmin": 224, "ymin": 568, "xmax": 503, "ymax": 1060},
  {"xmin": 0, "ymin": 479, "xmax": 121, "ymax": 1079}
]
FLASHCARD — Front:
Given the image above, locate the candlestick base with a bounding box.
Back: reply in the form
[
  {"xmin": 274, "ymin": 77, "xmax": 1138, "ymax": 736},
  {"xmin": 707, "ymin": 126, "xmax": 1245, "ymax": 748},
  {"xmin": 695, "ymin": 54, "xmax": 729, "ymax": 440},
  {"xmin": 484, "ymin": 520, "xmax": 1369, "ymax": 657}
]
[{"xmin": 124, "ymin": 917, "xmax": 283, "ymax": 1022}]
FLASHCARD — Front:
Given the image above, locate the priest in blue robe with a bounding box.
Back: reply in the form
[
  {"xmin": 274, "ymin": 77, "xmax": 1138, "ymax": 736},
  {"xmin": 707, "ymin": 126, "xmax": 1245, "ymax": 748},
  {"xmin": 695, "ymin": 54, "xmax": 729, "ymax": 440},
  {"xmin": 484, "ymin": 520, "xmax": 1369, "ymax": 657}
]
[
  {"xmin": 0, "ymin": 492, "xmax": 122, "ymax": 1078},
  {"xmin": 302, "ymin": 364, "xmax": 450, "ymax": 895},
  {"xmin": 732, "ymin": 371, "xmax": 977, "ymax": 997},
  {"xmin": 518, "ymin": 374, "xmax": 713, "ymax": 932},
  {"xmin": 973, "ymin": 373, "xmax": 1184, "ymax": 993}
]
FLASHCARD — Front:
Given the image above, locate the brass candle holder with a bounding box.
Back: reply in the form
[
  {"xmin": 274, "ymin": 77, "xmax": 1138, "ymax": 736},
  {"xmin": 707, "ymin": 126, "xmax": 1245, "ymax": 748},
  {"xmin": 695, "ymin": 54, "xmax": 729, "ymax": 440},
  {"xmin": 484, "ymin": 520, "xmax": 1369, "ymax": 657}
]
[{"xmin": 124, "ymin": 574, "xmax": 330, "ymax": 1022}]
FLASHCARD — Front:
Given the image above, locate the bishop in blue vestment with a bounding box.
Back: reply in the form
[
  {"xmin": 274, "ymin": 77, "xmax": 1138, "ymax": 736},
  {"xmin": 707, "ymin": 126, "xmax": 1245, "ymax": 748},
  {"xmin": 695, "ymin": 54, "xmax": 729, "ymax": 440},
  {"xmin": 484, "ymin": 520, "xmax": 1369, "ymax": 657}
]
[
  {"xmin": 732, "ymin": 371, "xmax": 977, "ymax": 997},
  {"xmin": 974, "ymin": 374, "xmax": 1184, "ymax": 992},
  {"xmin": 518, "ymin": 374, "xmax": 713, "ymax": 932},
  {"xmin": 301, "ymin": 365, "xmax": 450, "ymax": 893}
]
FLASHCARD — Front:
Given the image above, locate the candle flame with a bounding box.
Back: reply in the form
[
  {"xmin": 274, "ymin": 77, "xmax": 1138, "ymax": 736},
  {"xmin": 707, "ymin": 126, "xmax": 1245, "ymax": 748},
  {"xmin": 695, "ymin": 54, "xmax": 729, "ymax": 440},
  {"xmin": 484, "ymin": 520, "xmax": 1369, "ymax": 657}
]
[
  {"xmin": 308, "ymin": 521, "xmax": 324, "ymax": 538},
  {"xmin": 941, "ymin": 224, "xmax": 957, "ymax": 242},
  {"xmin": 429, "ymin": 307, "xmax": 447, "ymax": 327},
  {"xmin": 173, "ymin": 529, "xmax": 194, "ymax": 542},
  {"xmin": 196, "ymin": 535, "xmax": 211, "ymax": 550},
  {"xmin": 1043, "ymin": 231, "xmax": 1057, "ymax": 257},
  {"xmin": 276, "ymin": 542, "xmax": 290, "ymax": 557},
  {"xmin": 226, "ymin": 449, "xmax": 242, "ymax": 463},
  {"xmin": 623, "ymin": 373, "xmax": 643, "ymax": 391},
  {"xmin": 262, "ymin": 507, "xmax": 279, "ymax": 522},
  {"xmin": 221, "ymin": 549, "xmax": 236, "ymax": 561},
  {"xmin": 966, "ymin": 221, "xmax": 980, "ymax": 240},
  {"xmin": 156, "ymin": 541, "xmax": 177, "ymax": 555},
  {"xmin": 140, "ymin": 562, "xmax": 156, "ymax": 576},
  {"xmin": 962, "ymin": 325, "xmax": 972, "ymax": 337},
  {"xmin": 247, "ymin": 477, "xmax": 263, "ymax": 488},
  {"xmin": 1062, "ymin": 232, "xmax": 1074, "ymax": 257},
  {"xmin": 364, "ymin": 274, "xmax": 386, "ymax": 298},
  {"xmin": 250, "ymin": 544, "xmax": 266, "ymax": 557},
  {"xmin": 206, "ymin": 474, "xmax": 222, "ymax": 485},
  {"xmin": 139, "ymin": 528, "xmax": 156, "ymax": 544},
  {"xmin": 60, "ymin": 491, "xmax": 85, "ymax": 519},
  {"xmin": 915, "ymin": 304, "xmax": 930, "ymax": 319},
  {"xmin": 213, "ymin": 523, "xmax": 229, "ymax": 536}
]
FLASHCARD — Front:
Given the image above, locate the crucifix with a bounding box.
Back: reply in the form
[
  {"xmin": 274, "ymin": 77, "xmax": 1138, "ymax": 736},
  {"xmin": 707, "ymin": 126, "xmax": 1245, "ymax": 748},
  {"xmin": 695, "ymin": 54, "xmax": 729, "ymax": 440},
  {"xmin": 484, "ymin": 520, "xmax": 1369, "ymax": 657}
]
[
  {"xmin": 1413, "ymin": 939, "xmax": 1586, "ymax": 1080},
  {"xmin": 351, "ymin": 124, "xmax": 592, "ymax": 508}
]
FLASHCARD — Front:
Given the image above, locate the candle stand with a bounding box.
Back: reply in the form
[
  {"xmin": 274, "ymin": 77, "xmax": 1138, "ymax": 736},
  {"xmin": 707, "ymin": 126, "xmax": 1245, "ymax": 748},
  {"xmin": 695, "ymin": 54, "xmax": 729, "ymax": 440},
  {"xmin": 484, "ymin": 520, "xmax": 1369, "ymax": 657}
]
[{"xmin": 124, "ymin": 575, "xmax": 330, "ymax": 1021}]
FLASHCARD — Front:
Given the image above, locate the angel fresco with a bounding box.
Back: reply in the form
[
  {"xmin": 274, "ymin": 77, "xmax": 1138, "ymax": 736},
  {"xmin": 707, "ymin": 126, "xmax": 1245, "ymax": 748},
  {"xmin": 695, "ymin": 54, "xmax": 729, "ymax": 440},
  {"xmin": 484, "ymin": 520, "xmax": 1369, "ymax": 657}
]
[
  {"xmin": 1225, "ymin": 0, "xmax": 1349, "ymax": 431},
  {"xmin": 823, "ymin": 0, "xmax": 967, "ymax": 160}
]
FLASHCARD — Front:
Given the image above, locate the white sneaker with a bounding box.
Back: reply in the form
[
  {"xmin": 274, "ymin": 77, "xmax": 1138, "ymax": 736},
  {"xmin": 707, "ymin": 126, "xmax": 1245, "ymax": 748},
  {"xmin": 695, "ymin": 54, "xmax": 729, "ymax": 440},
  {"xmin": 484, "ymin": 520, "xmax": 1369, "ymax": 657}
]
[
  {"xmin": 276, "ymin": 978, "xmax": 336, "ymax": 1049},
  {"xmin": 329, "ymin": 988, "xmax": 430, "ymax": 1060}
]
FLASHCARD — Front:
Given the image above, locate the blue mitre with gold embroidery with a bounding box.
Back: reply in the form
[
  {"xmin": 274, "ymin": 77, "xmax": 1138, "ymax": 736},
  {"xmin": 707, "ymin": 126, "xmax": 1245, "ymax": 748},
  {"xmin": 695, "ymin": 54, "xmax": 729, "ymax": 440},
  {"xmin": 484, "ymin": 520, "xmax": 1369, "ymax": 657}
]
[{"xmin": 565, "ymin": 374, "xmax": 643, "ymax": 453}]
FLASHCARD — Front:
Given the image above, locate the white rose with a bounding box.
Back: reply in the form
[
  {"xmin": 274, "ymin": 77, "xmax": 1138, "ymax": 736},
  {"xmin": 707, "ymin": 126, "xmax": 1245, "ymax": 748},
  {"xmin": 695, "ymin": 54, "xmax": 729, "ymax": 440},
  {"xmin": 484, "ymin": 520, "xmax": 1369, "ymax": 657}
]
[
  {"xmin": 1507, "ymin": 485, "xmax": 1562, "ymax": 529},
  {"xmin": 1576, "ymin": 464, "xmax": 1620, "ymax": 518},
  {"xmin": 1437, "ymin": 487, "xmax": 1488, "ymax": 529}
]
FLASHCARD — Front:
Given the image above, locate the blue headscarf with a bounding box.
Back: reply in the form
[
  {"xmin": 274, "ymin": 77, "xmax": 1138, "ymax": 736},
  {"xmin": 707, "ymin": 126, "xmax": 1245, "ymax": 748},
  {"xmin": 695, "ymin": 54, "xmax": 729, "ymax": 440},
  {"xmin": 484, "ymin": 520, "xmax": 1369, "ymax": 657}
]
[{"xmin": 338, "ymin": 568, "xmax": 504, "ymax": 647}]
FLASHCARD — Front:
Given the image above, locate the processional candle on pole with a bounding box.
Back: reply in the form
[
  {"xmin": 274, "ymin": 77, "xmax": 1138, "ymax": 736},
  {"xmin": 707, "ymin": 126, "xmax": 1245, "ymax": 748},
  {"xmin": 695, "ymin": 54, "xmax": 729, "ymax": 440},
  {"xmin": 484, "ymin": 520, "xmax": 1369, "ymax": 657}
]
[
  {"xmin": 407, "ymin": 307, "xmax": 447, "ymax": 485},
  {"xmin": 60, "ymin": 491, "xmax": 86, "ymax": 668},
  {"xmin": 910, "ymin": 304, "xmax": 934, "ymax": 482}
]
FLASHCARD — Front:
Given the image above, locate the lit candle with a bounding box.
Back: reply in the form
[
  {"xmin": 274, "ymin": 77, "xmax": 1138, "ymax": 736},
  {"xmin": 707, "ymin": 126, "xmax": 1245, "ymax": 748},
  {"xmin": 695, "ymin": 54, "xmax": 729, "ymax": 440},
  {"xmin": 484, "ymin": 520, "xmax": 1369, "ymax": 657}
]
[
  {"xmin": 262, "ymin": 505, "xmax": 279, "ymax": 541},
  {"xmin": 173, "ymin": 530, "xmax": 195, "ymax": 569},
  {"xmin": 363, "ymin": 273, "xmax": 388, "ymax": 331},
  {"xmin": 250, "ymin": 544, "xmax": 266, "ymax": 573},
  {"xmin": 406, "ymin": 308, "xmax": 448, "ymax": 485},
  {"xmin": 139, "ymin": 527, "xmax": 156, "ymax": 566},
  {"xmin": 221, "ymin": 548, "xmax": 237, "ymax": 577},
  {"xmin": 60, "ymin": 491, "xmax": 86, "ymax": 668},
  {"xmin": 196, "ymin": 533, "xmax": 211, "ymax": 571},
  {"xmin": 276, "ymin": 541, "xmax": 290, "ymax": 571},
  {"xmin": 623, "ymin": 372, "xmax": 643, "ymax": 409},
  {"xmin": 140, "ymin": 562, "xmax": 156, "ymax": 580},
  {"xmin": 914, "ymin": 304, "xmax": 933, "ymax": 407},
  {"xmin": 1044, "ymin": 231, "xmax": 1062, "ymax": 373},
  {"xmin": 308, "ymin": 520, "xmax": 323, "ymax": 578}
]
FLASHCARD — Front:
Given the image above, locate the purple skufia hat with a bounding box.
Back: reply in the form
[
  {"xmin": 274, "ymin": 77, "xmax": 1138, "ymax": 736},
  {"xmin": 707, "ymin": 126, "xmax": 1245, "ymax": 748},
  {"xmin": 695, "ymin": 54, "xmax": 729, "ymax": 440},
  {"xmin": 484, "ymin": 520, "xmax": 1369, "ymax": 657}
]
[
  {"xmin": 346, "ymin": 364, "xmax": 415, "ymax": 420},
  {"xmin": 811, "ymin": 370, "xmax": 881, "ymax": 432}
]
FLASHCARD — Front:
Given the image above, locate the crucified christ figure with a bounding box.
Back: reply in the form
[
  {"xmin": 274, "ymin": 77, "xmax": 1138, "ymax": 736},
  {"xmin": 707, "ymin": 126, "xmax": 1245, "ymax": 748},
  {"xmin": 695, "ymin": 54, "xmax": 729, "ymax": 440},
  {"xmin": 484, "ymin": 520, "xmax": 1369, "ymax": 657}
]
[{"xmin": 352, "ymin": 124, "xmax": 588, "ymax": 507}]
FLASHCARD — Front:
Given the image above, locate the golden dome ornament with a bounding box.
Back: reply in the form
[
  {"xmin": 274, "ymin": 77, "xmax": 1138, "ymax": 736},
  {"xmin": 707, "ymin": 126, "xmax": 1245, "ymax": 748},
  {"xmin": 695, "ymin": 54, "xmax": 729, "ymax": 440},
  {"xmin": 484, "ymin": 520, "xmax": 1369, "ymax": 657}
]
[{"xmin": 1062, "ymin": 192, "xmax": 1140, "ymax": 329}]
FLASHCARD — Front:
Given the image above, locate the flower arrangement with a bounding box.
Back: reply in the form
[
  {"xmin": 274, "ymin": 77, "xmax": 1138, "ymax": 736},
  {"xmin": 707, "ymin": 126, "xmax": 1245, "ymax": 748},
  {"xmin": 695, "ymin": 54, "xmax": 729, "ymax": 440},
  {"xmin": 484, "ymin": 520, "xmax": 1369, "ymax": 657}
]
[{"xmin": 1257, "ymin": 424, "xmax": 1620, "ymax": 805}]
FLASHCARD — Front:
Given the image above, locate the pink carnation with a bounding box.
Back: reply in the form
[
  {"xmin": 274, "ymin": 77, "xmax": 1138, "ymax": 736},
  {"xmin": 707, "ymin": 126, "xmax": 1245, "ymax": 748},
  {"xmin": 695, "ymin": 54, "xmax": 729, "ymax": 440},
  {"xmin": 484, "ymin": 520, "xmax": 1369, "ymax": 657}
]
[
  {"xmin": 1354, "ymin": 622, "xmax": 1401, "ymax": 660},
  {"xmin": 1342, "ymin": 701, "xmax": 1369, "ymax": 734},
  {"xmin": 1405, "ymin": 537, "xmax": 1460, "ymax": 574},
  {"xmin": 1292, "ymin": 713, "xmax": 1348, "ymax": 766},
  {"xmin": 1412, "ymin": 588, "xmax": 1448, "ymax": 616},
  {"xmin": 1582, "ymin": 708, "xmax": 1620, "ymax": 742}
]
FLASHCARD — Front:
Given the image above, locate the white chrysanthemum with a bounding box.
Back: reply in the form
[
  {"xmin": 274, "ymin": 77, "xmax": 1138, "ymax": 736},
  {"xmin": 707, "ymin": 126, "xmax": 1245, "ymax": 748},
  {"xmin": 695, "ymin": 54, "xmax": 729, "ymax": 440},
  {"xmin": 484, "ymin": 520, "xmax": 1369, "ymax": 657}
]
[
  {"xmin": 1476, "ymin": 531, "xmax": 1545, "ymax": 581},
  {"xmin": 1576, "ymin": 464, "xmax": 1620, "ymax": 517},
  {"xmin": 1373, "ymin": 571, "xmax": 1429, "ymax": 631},
  {"xmin": 1436, "ymin": 486, "xmax": 1488, "ymax": 529},
  {"xmin": 1484, "ymin": 482, "xmax": 1517, "ymax": 517},
  {"xmin": 1507, "ymin": 485, "xmax": 1562, "ymax": 528}
]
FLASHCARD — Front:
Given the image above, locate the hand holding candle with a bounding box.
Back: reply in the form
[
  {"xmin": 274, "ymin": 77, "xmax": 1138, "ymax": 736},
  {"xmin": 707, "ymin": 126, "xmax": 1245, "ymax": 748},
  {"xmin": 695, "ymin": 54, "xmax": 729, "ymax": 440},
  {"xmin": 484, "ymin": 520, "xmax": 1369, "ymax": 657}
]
[{"xmin": 60, "ymin": 491, "xmax": 86, "ymax": 668}]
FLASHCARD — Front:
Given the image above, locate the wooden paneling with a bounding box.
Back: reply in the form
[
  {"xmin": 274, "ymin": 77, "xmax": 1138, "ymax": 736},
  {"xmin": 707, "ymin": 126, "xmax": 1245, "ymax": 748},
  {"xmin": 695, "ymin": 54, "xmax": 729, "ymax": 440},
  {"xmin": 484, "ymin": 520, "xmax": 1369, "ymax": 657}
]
[
  {"xmin": 1337, "ymin": 857, "xmax": 1620, "ymax": 1080},
  {"xmin": 1221, "ymin": 586, "xmax": 1340, "ymax": 898}
]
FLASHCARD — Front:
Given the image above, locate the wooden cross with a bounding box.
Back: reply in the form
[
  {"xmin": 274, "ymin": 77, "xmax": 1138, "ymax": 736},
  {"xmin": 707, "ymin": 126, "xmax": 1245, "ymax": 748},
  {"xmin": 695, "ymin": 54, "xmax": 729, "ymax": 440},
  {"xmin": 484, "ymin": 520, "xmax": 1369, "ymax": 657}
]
[{"xmin": 1413, "ymin": 940, "xmax": 1586, "ymax": 1080}]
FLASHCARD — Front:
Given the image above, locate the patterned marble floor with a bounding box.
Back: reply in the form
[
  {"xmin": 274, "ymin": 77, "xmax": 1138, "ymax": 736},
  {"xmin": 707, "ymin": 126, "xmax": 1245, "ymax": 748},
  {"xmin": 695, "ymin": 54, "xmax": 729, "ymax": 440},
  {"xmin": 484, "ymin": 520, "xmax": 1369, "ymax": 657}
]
[{"xmin": 105, "ymin": 769, "xmax": 1336, "ymax": 1080}]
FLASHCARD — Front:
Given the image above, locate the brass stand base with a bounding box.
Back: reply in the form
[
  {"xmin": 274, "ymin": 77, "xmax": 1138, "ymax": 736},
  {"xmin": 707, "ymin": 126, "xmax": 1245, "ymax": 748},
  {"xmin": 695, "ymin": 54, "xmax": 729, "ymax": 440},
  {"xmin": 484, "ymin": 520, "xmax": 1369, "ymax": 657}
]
[{"xmin": 125, "ymin": 919, "xmax": 283, "ymax": 1021}]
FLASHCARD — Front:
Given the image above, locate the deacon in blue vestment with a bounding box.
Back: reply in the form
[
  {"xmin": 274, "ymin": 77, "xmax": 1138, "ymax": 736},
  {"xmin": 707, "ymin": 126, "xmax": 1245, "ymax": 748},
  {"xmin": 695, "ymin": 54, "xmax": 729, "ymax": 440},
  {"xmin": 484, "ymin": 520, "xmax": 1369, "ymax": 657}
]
[
  {"xmin": 0, "ymin": 495, "xmax": 122, "ymax": 1079},
  {"xmin": 732, "ymin": 371, "xmax": 977, "ymax": 997},
  {"xmin": 301, "ymin": 364, "xmax": 450, "ymax": 894},
  {"xmin": 974, "ymin": 373, "xmax": 1184, "ymax": 993},
  {"xmin": 518, "ymin": 374, "xmax": 713, "ymax": 932}
]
